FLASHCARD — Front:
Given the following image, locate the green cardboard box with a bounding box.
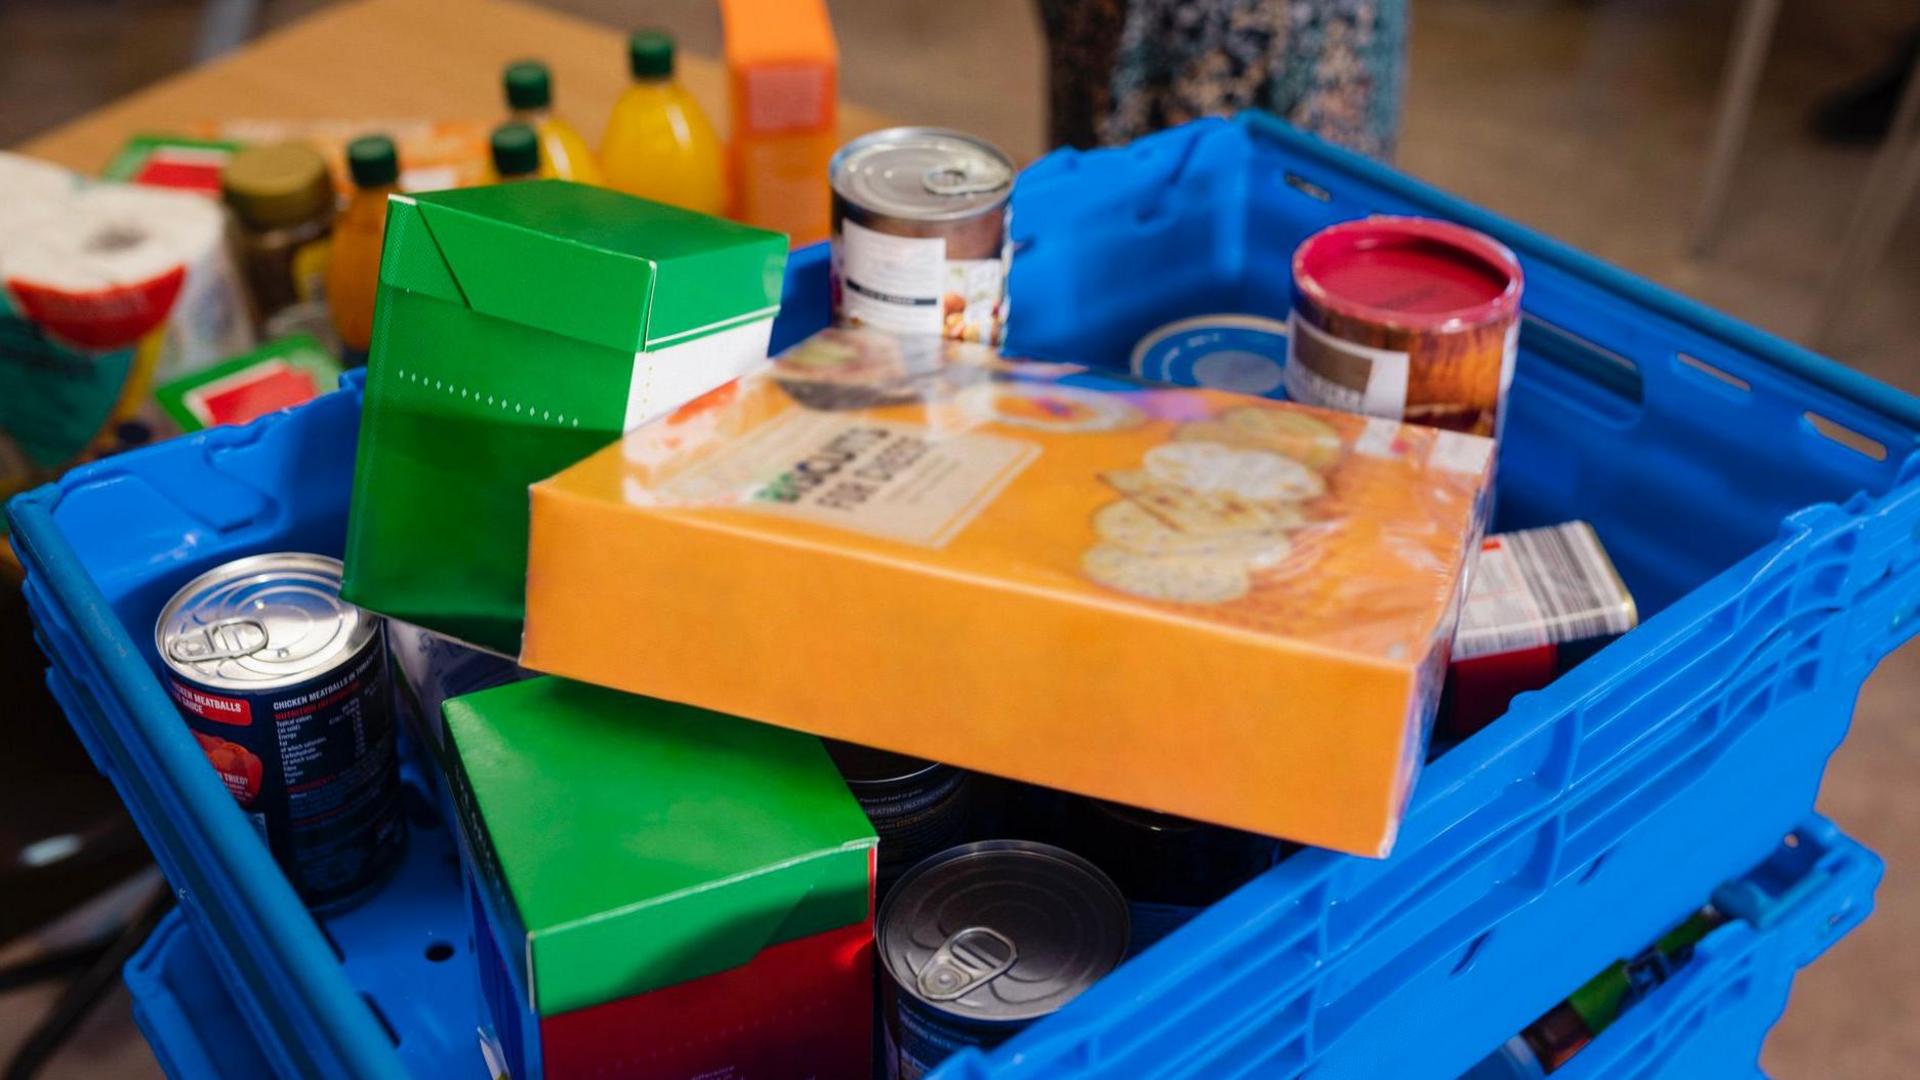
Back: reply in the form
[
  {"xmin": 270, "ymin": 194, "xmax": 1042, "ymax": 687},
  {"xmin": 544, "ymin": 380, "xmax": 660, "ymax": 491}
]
[
  {"xmin": 154, "ymin": 334, "xmax": 342, "ymax": 432},
  {"xmin": 444, "ymin": 678, "xmax": 876, "ymax": 1075},
  {"xmin": 343, "ymin": 181, "xmax": 787, "ymax": 653}
]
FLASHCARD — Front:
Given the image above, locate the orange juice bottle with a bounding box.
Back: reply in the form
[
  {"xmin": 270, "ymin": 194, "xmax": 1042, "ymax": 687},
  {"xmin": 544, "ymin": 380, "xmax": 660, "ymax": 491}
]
[
  {"xmin": 600, "ymin": 29, "xmax": 726, "ymax": 215},
  {"xmin": 326, "ymin": 135, "xmax": 399, "ymax": 360},
  {"xmin": 503, "ymin": 60, "xmax": 604, "ymax": 184},
  {"xmin": 490, "ymin": 123, "xmax": 543, "ymax": 182}
]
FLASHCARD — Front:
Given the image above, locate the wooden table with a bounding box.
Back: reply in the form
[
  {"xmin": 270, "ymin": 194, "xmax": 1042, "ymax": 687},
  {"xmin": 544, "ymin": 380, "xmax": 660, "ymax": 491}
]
[{"xmin": 17, "ymin": 0, "xmax": 887, "ymax": 173}]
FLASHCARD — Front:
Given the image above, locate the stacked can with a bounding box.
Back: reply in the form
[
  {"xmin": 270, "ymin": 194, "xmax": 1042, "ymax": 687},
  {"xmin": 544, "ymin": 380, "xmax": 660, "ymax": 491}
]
[
  {"xmin": 1061, "ymin": 797, "xmax": 1290, "ymax": 955},
  {"xmin": 876, "ymin": 841, "xmax": 1129, "ymax": 1079},
  {"xmin": 824, "ymin": 740, "xmax": 973, "ymax": 904}
]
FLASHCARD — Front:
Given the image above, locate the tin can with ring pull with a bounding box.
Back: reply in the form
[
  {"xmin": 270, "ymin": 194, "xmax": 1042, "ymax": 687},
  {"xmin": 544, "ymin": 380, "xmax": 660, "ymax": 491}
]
[
  {"xmin": 875, "ymin": 840, "xmax": 1129, "ymax": 1078},
  {"xmin": 155, "ymin": 552, "xmax": 405, "ymax": 910},
  {"xmin": 829, "ymin": 127, "xmax": 1015, "ymax": 346}
]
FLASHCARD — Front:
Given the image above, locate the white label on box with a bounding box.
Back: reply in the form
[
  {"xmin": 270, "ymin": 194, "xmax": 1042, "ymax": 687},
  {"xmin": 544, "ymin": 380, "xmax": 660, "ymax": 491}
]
[
  {"xmin": 1354, "ymin": 416, "xmax": 1402, "ymax": 459},
  {"xmin": 1285, "ymin": 311, "xmax": 1409, "ymax": 419},
  {"xmin": 1454, "ymin": 523, "xmax": 1638, "ymax": 659},
  {"xmin": 838, "ymin": 218, "xmax": 946, "ymax": 336},
  {"xmin": 624, "ymin": 314, "xmax": 776, "ymax": 430},
  {"xmin": 652, "ymin": 409, "xmax": 1037, "ymax": 548},
  {"xmin": 1429, "ymin": 429, "xmax": 1495, "ymax": 474}
]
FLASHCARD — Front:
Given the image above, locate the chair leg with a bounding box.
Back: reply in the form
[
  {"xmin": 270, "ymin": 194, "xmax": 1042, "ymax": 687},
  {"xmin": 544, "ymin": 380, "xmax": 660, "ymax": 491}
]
[
  {"xmin": 191, "ymin": 0, "xmax": 261, "ymax": 63},
  {"xmin": 1689, "ymin": 0, "xmax": 1785, "ymax": 255},
  {"xmin": 1, "ymin": 882, "xmax": 171, "ymax": 1080},
  {"xmin": 1812, "ymin": 64, "xmax": 1920, "ymax": 348}
]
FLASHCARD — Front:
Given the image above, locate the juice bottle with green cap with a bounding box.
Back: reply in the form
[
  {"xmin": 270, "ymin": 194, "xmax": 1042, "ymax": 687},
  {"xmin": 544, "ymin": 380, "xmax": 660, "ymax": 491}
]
[
  {"xmin": 601, "ymin": 29, "xmax": 726, "ymax": 215},
  {"xmin": 502, "ymin": 60, "xmax": 603, "ymax": 184},
  {"xmin": 326, "ymin": 135, "xmax": 400, "ymax": 360},
  {"xmin": 489, "ymin": 123, "xmax": 542, "ymax": 182}
]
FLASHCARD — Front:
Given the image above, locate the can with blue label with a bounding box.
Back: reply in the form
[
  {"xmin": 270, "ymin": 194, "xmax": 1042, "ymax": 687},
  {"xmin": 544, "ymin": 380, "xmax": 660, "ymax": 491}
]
[
  {"xmin": 156, "ymin": 552, "xmax": 405, "ymax": 910},
  {"xmin": 1062, "ymin": 797, "xmax": 1290, "ymax": 955},
  {"xmin": 824, "ymin": 740, "xmax": 973, "ymax": 905},
  {"xmin": 877, "ymin": 840, "xmax": 1128, "ymax": 1079},
  {"xmin": 1130, "ymin": 314, "xmax": 1292, "ymax": 399}
]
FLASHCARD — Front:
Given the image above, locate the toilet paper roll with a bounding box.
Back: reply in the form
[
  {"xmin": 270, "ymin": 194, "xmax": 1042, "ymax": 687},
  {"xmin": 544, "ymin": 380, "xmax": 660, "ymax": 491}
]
[
  {"xmin": 0, "ymin": 151, "xmax": 81, "ymax": 242},
  {"xmin": 3, "ymin": 182, "xmax": 242, "ymax": 356},
  {"xmin": 0, "ymin": 160, "xmax": 256, "ymax": 490}
]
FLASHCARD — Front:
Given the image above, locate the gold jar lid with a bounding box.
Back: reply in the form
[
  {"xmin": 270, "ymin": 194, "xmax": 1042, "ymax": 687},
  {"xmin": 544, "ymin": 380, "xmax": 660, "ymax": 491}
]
[{"xmin": 222, "ymin": 142, "xmax": 334, "ymax": 229}]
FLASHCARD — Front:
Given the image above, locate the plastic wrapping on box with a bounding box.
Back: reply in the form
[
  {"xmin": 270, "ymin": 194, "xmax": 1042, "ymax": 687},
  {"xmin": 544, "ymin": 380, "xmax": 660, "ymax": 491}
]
[{"xmin": 522, "ymin": 327, "xmax": 1493, "ymax": 855}]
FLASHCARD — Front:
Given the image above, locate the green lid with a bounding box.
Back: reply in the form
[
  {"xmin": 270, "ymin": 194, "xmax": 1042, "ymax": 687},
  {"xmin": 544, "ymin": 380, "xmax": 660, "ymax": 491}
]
[
  {"xmin": 346, "ymin": 135, "xmax": 399, "ymax": 189},
  {"xmin": 489, "ymin": 122, "xmax": 540, "ymax": 179},
  {"xmin": 503, "ymin": 60, "xmax": 551, "ymax": 110},
  {"xmin": 384, "ymin": 181, "xmax": 786, "ymax": 352},
  {"xmin": 222, "ymin": 142, "xmax": 333, "ymax": 229},
  {"xmin": 628, "ymin": 29, "xmax": 674, "ymax": 78},
  {"xmin": 445, "ymin": 678, "xmax": 875, "ymax": 1015}
]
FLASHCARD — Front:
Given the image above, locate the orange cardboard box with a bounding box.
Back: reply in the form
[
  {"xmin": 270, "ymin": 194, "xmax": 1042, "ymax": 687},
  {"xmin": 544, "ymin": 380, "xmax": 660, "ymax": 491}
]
[
  {"xmin": 721, "ymin": 0, "xmax": 837, "ymax": 245},
  {"xmin": 521, "ymin": 329, "xmax": 1493, "ymax": 855}
]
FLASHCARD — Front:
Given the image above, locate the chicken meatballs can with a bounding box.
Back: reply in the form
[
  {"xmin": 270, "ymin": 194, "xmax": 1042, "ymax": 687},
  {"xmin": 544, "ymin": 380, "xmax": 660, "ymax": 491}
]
[
  {"xmin": 830, "ymin": 127, "xmax": 1014, "ymax": 346},
  {"xmin": 1287, "ymin": 216, "xmax": 1524, "ymax": 438},
  {"xmin": 155, "ymin": 552, "xmax": 405, "ymax": 910}
]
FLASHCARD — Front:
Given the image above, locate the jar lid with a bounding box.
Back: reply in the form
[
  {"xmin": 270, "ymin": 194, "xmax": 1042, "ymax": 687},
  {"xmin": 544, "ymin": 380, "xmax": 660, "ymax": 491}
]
[
  {"xmin": 1292, "ymin": 216, "xmax": 1523, "ymax": 331},
  {"xmin": 222, "ymin": 142, "xmax": 334, "ymax": 229}
]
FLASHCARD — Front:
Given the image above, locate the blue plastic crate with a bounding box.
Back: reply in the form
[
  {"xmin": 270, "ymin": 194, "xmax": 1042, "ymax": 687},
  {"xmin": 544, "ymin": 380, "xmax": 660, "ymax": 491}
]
[
  {"xmin": 122, "ymin": 817, "xmax": 1878, "ymax": 1080},
  {"xmin": 10, "ymin": 113, "xmax": 1917, "ymax": 1078},
  {"xmin": 1537, "ymin": 817, "xmax": 1879, "ymax": 1080}
]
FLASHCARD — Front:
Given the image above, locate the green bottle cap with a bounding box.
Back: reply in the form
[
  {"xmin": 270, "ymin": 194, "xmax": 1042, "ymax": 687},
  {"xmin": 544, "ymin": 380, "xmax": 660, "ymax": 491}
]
[
  {"xmin": 504, "ymin": 60, "xmax": 551, "ymax": 110},
  {"xmin": 346, "ymin": 135, "xmax": 399, "ymax": 189},
  {"xmin": 628, "ymin": 29, "xmax": 674, "ymax": 79},
  {"xmin": 490, "ymin": 122, "xmax": 541, "ymax": 179}
]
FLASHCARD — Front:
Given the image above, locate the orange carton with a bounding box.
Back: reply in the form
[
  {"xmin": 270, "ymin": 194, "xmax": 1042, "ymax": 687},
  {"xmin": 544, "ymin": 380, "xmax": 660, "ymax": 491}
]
[
  {"xmin": 521, "ymin": 328, "xmax": 1493, "ymax": 855},
  {"xmin": 721, "ymin": 0, "xmax": 837, "ymax": 245}
]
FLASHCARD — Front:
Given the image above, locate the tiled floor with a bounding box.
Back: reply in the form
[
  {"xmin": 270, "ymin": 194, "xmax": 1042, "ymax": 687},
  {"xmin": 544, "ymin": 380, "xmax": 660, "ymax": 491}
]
[{"xmin": 3, "ymin": 1, "xmax": 1916, "ymax": 1076}]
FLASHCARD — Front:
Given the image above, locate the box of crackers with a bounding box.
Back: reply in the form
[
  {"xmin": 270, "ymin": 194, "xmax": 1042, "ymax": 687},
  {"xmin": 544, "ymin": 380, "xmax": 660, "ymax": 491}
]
[{"xmin": 520, "ymin": 327, "xmax": 1494, "ymax": 855}]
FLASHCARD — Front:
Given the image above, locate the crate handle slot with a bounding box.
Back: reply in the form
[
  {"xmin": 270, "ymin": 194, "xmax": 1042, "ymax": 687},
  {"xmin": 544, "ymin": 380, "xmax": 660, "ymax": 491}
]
[
  {"xmin": 1803, "ymin": 411, "xmax": 1888, "ymax": 461},
  {"xmin": 1521, "ymin": 316, "xmax": 1644, "ymax": 405},
  {"xmin": 1675, "ymin": 353, "xmax": 1751, "ymax": 392},
  {"xmin": 1283, "ymin": 172, "xmax": 1333, "ymax": 202}
]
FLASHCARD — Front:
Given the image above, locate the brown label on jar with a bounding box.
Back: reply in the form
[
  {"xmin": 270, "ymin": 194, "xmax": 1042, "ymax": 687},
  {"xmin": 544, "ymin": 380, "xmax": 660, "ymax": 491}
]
[{"xmin": 1285, "ymin": 312, "xmax": 1409, "ymax": 419}]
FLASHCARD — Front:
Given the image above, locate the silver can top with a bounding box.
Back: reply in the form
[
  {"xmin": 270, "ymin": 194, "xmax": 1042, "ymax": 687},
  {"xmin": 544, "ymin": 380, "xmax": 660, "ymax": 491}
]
[
  {"xmin": 156, "ymin": 553, "xmax": 377, "ymax": 691},
  {"xmin": 831, "ymin": 127, "xmax": 1014, "ymax": 222},
  {"xmin": 878, "ymin": 840, "xmax": 1128, "ymax": 1025}
]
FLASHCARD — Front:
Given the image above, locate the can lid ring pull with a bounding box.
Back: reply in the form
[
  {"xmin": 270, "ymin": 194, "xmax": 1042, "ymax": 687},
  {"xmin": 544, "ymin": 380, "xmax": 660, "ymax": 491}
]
[
  {"xmin": 916, "ymin": 926, "xmax": 1017, "ymax": 1001},
  {"xmin": 923, "ymin": 164, "xmax": 1010, "ymax": 197},
  {"xmin": 168, "ymin": 618, "xmax": 270, "ymax": 664}
]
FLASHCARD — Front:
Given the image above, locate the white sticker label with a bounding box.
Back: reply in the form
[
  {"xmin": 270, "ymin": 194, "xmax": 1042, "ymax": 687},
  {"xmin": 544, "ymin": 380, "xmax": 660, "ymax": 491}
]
[
  {"xmin": 1428, "ymin": 429, "xmax": 1495, "ymax": 475},
  {"xmin": 650, "ymin": 410, "xmax": 1037, "ymax": 548},
  {"xmin": 838, "ymin": 218, "xmax": 947, "ymax": 336},
  {"xmin": 1285, "ymin": 311, "xmax": 1410, "ymax": 419},
  {"xmin": 1354, "ymin": 416, "xmax": 1403, "ymax": 459},
  {"xmin": 624, "ymin": 315, "xmax": 775, "ymax": 430}
]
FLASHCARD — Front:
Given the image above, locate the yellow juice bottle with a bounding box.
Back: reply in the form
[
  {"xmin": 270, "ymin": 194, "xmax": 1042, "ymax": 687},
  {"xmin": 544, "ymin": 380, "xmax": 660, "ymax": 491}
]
[
  {"xmin": 503, "ymin": 60, "xmax": 604, "ymax": 184},
  {"xmin": 326, "ymin": 135, "xmax": 400, "ymax": 360},
  {"xmin": 600, "ymin": 29, "xmax": 726, "ymax": 215}
]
